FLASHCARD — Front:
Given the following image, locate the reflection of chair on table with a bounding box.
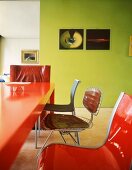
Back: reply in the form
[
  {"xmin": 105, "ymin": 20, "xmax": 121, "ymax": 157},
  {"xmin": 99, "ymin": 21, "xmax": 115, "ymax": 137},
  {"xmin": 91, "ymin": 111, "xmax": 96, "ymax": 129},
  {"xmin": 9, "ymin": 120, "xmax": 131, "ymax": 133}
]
[
  {"xmin": 39, "ymin": 87, "xmax": 101, "ymax": 153},
  {"xmin": 10, "ymin": 65, "xmax": 51, "ymax": 148},
  {"xmin": 37, "ymin": 92, "xmax": 132, "ymax": 170}
]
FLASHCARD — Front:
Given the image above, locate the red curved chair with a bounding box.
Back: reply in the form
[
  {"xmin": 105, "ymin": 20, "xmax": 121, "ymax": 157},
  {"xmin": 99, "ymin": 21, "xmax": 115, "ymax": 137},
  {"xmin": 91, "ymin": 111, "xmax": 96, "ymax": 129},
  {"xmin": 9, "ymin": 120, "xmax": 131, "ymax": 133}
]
[
  {"xmin": 10, "ymin": 65, "xmax": 50, "ymax": 82},
  {"xmin": 10, "ymin": 65, "xmax": 51, "ymax": 148},
  {"xmin": 37, "ymin": 92, "xmax": 132, "ymax": 170}
]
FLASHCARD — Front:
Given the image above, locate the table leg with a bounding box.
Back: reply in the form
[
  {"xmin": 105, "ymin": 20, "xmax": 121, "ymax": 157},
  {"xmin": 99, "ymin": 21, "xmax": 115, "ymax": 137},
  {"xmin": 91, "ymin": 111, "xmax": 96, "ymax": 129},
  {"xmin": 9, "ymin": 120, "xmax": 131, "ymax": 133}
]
[{"xmin": 35, "ymin": 121, "xmax": 38, "ymax": 149}]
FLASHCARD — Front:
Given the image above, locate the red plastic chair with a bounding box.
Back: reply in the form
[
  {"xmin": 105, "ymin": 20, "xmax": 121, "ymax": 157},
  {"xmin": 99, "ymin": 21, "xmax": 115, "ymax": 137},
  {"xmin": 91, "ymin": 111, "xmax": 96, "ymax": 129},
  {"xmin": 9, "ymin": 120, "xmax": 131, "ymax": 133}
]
[
  {"xmin": 10, "ymin": 65, "xmax": 51, "ymax": 148},
  {"xmin": 10, "ymin": 65, "xmax": 50, "ymax": 82},
  {"xmin": 37, "ymin": 92, "xmax": 132, "ymax": 170}
]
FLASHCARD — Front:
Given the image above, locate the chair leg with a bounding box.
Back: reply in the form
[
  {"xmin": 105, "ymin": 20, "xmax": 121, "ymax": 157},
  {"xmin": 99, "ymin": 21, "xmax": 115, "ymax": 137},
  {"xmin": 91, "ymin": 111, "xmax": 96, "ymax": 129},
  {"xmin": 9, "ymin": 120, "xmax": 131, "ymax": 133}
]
[
  {"xmin": 69, "ymin": 133, "xmax": 79, "ymax": 145},
  {"xmin": 72, "ymin": 110, "xmax": 80, "ymax": 145},
  {"xmin": 59, "ymin": 131, "xmax": 80, "ymax": 145},
  {"xmin": 35, "ymin": 117, "xmax": 41, "ymax": 149},
  {"xmin": 75, "ymin": 132, "xmax": 80, "ymax": 145},
  {"xmin": 59, "ymin": 132, "xmax": 67, "ymax": 143},
  {"xmin": 38, "ymin": 116, "xmax": 41, "ymax": 136},
  {"xmin": 35, "ymin": 121, "xmax": 38, "ymax": 149},
  {"xmin": 37, "ymin": 130, "xmax": 54, "ymax": 158}
]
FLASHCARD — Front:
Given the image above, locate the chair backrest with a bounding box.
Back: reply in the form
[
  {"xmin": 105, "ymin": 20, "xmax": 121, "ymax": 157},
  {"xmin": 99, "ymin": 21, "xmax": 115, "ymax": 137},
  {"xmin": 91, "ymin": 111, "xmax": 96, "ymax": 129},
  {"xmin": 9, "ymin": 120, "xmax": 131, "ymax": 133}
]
[
  {"xmin": 83, "ymin": 87, "xmax": 101, "ymax": 115},
  {"xmin": 10, "ymin": 65, "xmax": 50, "ymax": 82},
  {"xmin": 70, "ymin": 79, "xmax": 80, "ymax": 106},
  {"xmin": 106, "ymin": 93, "xmax": 132, "ymax": 169},
  {"xmin": 36, "ymin": 92, "xmax": 132, "ymax": 170}
]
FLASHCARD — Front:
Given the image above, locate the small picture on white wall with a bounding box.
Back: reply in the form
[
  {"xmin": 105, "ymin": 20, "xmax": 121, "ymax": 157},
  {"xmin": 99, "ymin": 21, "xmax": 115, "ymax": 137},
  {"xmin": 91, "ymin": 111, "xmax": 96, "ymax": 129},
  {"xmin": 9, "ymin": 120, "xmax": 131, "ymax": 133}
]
[{"xmin": 21, "ymin": 50, "xmax": 39, "ymax": 64}]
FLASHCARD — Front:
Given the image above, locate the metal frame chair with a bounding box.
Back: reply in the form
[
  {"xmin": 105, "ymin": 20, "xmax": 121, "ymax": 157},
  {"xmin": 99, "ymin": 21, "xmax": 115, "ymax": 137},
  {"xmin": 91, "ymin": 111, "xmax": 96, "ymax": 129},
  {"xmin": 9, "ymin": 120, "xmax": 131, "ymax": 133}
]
[
  {"xmin": 43, "ymin": 79, "xmax": 80, "ymax": 115},
  {"xmin": 39, "ymin": 87, "xmax": 102, "ymax": 155},
  {"xmin": 40, "ymin": 79, "xmax": 80, "ymax": 144}
]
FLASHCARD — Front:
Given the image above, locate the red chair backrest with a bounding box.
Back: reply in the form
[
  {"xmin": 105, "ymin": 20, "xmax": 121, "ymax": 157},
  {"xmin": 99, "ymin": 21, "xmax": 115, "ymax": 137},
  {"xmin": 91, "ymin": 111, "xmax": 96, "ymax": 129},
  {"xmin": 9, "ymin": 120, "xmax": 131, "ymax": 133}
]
[
  {"xmin": 83, "ymin": 88, "xmax": 101, "ymax": 114},
  {"xmin": 106, "ymin": 93, "xmax": 132, "ymax": 169},
  {"xmin": 10, "ymin": 65, "xmax": 50, "ymax": 82},
  {"xmin": 36, "ymin": 93, "xmax": 132, "ymax": 170}
]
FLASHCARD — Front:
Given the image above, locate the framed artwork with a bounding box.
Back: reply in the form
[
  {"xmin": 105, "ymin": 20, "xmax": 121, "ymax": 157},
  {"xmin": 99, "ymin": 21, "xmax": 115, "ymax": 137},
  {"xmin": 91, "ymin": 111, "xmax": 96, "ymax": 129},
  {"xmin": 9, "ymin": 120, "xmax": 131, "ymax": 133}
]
[
  {"xmin": 21, "ymin": 50, "xmax": 39, "ymax": 64},
  {"xmin": 86, "ymin": 29, "xmax": 110, "ymax": 50},
  {"xmin": 59, "ymin": 29, "xmax": 84, "ymax": 50}
]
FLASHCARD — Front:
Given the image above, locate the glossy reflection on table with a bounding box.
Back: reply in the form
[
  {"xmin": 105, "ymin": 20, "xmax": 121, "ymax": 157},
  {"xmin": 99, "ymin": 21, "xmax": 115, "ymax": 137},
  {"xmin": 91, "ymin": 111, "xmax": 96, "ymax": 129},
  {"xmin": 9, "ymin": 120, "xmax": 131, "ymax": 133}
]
[{"xmin": 0, "ymin": 82, "xmax": 54, "ymax": 170}]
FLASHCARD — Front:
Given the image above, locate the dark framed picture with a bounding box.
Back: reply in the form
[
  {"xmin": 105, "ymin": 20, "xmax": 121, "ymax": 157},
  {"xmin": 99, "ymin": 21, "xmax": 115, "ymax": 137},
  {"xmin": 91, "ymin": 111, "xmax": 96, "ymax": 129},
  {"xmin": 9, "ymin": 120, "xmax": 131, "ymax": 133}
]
[
  {"xmin": 59, "ymin": 29, "xmax": 84, "ymax": 50},
  {"xmin": 86, "ymin": 29, "xmax": 110, "ymax": 50},
  {"xmin": 21, "ymin": 50, "xmax": 39, "ymax": 64}
]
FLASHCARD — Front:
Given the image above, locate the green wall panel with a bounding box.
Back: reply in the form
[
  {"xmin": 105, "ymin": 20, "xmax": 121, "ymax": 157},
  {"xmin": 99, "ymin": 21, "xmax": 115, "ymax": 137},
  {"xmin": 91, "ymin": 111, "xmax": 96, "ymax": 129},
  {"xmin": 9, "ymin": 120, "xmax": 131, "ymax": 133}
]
[{"xmin": 40, "ymin": 0, "xmax": 132, "ymax": 107}]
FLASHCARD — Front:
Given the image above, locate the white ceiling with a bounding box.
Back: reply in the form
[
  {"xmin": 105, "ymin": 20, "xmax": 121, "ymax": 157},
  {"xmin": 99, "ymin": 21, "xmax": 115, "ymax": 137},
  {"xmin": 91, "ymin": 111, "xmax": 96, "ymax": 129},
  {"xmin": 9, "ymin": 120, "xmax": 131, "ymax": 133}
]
[{"xmin": 0, "ymin": 0, "xmax": 40, "ymax": 38}]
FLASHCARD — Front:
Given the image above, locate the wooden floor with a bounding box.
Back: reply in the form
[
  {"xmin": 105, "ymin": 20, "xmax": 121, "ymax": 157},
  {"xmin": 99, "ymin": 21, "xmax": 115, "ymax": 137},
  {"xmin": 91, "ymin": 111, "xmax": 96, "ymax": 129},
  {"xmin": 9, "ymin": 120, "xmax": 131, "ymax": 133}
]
[{"xmin": 10, "ymin": 108, "xmax": 113, "ymax": 170}]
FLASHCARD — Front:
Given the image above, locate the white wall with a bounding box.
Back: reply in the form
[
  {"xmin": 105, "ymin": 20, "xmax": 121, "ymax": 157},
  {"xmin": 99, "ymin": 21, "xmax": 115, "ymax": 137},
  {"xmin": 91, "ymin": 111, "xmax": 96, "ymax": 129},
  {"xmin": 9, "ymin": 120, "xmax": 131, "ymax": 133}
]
[
  {"xmin": 1, "ymin": 37, "xmax": 39, "ymax": 74},
  {"xmin": 0, "ymin": 1, "xmax": 40, "ymax": 38},
  {"xmin": 0, "ymin": 1, "xmax": 40, "ymax": 74}
]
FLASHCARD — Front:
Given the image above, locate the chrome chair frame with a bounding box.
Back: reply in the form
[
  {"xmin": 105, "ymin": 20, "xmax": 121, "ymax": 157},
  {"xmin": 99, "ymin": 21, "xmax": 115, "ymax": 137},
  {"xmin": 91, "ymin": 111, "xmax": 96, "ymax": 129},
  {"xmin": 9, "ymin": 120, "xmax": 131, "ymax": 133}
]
[{"xmin": 38, "ymin": 87, "xmax": 102, "ymax": 156}]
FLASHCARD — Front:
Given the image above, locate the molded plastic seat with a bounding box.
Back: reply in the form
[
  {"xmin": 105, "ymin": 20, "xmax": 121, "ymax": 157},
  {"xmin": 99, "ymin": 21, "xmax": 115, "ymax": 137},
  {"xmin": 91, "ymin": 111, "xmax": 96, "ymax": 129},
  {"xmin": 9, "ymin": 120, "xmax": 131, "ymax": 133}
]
[{"xmin": 37, "ymin": 92, "xmax": 132, "ymax": 170}]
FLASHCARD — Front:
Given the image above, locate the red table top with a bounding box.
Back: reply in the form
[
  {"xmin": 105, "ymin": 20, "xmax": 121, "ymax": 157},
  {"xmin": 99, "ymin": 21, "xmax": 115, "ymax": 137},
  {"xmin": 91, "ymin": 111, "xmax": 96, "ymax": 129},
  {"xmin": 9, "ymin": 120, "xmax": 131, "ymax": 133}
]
[{"xmin": 0, "ymin": 82, "xmax": 54, "ymax": 170}]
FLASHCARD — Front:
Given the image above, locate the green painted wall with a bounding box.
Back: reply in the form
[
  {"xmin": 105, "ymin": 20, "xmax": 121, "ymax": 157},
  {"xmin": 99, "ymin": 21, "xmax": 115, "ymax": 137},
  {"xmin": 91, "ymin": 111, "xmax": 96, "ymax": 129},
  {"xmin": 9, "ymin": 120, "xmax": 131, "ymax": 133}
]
[{"xmin": 40, "ymin": 0, "xmax": 132, "ymax": 107}]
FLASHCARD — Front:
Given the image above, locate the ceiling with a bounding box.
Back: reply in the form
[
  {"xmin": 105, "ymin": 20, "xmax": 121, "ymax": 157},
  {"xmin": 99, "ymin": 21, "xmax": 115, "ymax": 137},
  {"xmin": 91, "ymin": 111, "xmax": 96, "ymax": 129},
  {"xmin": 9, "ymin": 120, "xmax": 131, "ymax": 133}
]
[{"xmin": 0, "ymin": 0, "xmax": 40, "ymax": 38}]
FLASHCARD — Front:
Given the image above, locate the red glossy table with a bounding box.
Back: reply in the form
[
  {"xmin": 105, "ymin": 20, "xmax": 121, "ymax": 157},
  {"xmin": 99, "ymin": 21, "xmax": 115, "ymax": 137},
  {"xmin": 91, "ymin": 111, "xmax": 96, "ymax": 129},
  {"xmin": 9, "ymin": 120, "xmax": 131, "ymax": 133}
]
[{"xmin": 0, "ymin": 82, "xmax": 54, "ymax": 170}]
